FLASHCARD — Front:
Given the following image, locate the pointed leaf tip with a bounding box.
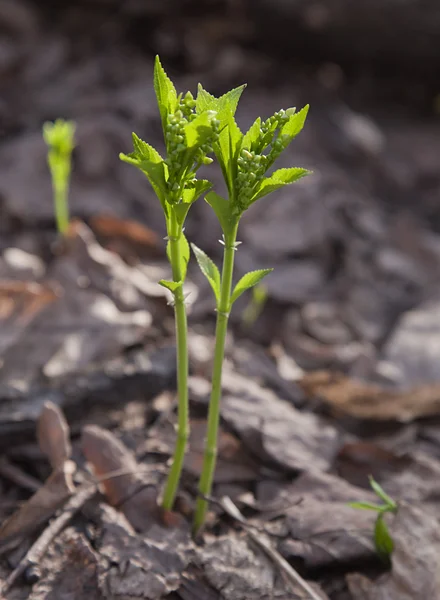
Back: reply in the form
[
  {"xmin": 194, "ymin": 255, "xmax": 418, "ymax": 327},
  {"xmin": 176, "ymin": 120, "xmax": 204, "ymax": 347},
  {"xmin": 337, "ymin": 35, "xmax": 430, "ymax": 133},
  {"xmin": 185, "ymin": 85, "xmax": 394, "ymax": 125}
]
[
  {"xmin": 191, "ymin": 243, "xmax": 221, "ymax": 303},
  {"xmin": 231, "ymin": 269, "xmax": 273, "ymax": 304}
]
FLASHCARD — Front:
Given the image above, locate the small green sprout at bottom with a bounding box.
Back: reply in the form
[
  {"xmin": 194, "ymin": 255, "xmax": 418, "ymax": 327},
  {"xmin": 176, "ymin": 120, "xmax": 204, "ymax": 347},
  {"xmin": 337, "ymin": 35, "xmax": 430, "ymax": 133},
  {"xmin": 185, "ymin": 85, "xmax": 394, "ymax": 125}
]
[{"xmin": 349, "ymin": 475, "xmax": 398, "ymax": 562}]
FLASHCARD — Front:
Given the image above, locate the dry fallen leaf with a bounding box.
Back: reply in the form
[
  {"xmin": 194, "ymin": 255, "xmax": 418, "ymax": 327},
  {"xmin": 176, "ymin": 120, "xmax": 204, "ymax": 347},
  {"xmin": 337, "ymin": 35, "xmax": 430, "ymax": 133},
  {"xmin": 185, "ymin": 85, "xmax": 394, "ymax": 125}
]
[
  {"xmin": 89, "ymin": 213, "xmax": 160, "ymax": 262},
  {"xmin": 37, "ymin": 401, "xmax": 72, "ymax": 470},
  {"xmin": 300, "ymin": 370, "xmax": 440, "ymax": 421},
  {"xmin": 82, "ymin": 425, "xmax": 161, "ymax": 532},
  {"xmin": 0, "ymin": 403, "xmax": 74, "ymax": 552}
]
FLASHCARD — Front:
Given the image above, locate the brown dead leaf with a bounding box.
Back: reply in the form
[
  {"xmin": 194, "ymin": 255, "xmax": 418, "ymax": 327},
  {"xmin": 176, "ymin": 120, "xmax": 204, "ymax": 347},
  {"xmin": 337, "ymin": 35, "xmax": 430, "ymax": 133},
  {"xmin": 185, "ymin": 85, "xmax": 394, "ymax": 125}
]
[
  {"xmin": 0, "ymin": 280, "xmax": 60, "ymax": 355},
  {"xmin": 0, "ymin": 403, "xmax": 74, "ymax": 552},
  {"xmin": 198, "ymin": 533, "xmax": 329, "ymax": 599},
  {"xmin": 256, "ymin": 471, "xmax": 377, "ymax": 570},
  {"xmin": 346, "ymin": 503, "xmax": 440, "ymax": 600},
  {"xmin": 96, "ymin": 503, "xmax": 192, "ymax": 599},
  {"xmin": 29, "ymin": 529, "xmax": 103, "ymax": 600},
  {"xmin": 82, "ymin": 425, "xmax": 160, "ymax": 532},
  {"xmin": 185, "ymin": 419, "xmax": 260, "ymax": 483},
  {"xmin": 221, "ymin": 370, "xmax": 339, "ymax": 472},
  {"xmin": 300, "ymin": 370, "xmax": 440, "ymax": 421},
  {"xmin": 335, "ymin": 442, "xmax": 408, "ymax": 488},
  {"xmin": 0, "ymin": 467, "xmax": 74, "ymax": 552},
  {"xmin": 37, "ymin": 401, "xmax": 72, "ymax": 470},
  {"xmin": 89, "ymin": 213, "xmax": 160, "ymax": 262}
]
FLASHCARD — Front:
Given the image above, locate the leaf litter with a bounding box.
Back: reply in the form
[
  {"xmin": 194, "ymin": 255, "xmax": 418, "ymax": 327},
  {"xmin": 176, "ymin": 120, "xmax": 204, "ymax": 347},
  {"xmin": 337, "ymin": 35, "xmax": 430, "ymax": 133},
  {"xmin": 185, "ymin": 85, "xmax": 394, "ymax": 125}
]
[{"xmin": 2, "ymin": 5, "xmax": 440, "ymax": 597}]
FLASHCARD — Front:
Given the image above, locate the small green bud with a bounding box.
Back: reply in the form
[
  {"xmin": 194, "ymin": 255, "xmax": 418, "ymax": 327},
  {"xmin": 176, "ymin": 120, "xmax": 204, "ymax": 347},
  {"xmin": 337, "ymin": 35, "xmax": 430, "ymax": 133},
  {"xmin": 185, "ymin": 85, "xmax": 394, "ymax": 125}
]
[{"xmin": 202, "ymin": 156, "xmax": 213, "ymax": 165}]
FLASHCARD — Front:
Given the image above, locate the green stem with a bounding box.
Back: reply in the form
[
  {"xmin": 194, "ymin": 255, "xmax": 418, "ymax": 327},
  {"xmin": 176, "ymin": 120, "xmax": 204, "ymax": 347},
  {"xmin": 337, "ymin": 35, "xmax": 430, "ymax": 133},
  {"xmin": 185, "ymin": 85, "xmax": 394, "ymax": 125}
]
[
  {"xmin": 162, "ymin": 209, "xmax": 189, "ymax": 511},
  {"xmin": 53, "ymin": 179, "xmax": 70, "ymax": 236},
  {"xmin": 193, "ymin": 221, "xmax": 239, "ymax": 534}
]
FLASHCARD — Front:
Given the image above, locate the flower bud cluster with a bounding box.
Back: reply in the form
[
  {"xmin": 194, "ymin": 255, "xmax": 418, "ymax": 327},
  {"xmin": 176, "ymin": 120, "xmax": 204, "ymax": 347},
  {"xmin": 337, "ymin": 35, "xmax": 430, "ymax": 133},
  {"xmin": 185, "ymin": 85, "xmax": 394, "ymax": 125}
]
[
  {"xmin": 195, "ymin": 111, "xmax": 220, "ymax": 167},
  {"xmin": 165, "ymin": 109, "xmax": 188, "ymax": 182},
  {"xmin": 235, "ymin": 148, "xmax": 266, "ymax": 212},
  {"xmin": 260, "ymin": 109, "xmax": 290, "ymax": 137},
  {"xmin": 165, "ymin": 97, "xmax": 220, "ymax": 200}
]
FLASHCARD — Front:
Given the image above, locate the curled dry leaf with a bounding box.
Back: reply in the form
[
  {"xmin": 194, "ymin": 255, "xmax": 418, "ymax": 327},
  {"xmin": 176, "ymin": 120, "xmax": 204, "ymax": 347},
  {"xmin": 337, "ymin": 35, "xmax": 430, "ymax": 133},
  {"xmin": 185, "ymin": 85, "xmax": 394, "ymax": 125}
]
[
  {"xmin": 82, "ymin": 425, "xmax": 160, "ymax": 532},
  {"xmin": 299, "ymin": 370, "xmax": 440, "ymax": 421},
  {"xmin": 89, "ymin": 213, "xmax": 161, "ymax": 262},
  {"xmin": 37, "ymin": 401, "xmax": 72, "ymax": 470},
  {"xmin": 0, "ymin": 403, "xmax": 74, "ymax": 552}
]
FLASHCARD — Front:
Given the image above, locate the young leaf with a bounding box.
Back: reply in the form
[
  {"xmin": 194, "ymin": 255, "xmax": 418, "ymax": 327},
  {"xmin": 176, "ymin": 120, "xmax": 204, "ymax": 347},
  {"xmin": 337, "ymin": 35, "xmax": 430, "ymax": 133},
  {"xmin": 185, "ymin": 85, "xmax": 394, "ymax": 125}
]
[
  {"xmin": 196, "ymin": 84, "xmax": 216, "ymax": 113},
  {"xmin": 184, "ymin": 111, "xmax": 217, "ymax": 149},
  {"xmin": 250, "ymin": 167, "xmax": 310, "ymax": 204},
  {"xmin": 369, "ymin": 477, "xmax": 398, "ymax": 511},
  {"xmin": 158, "ymin": 279, "xmax": 183, "ymax": 293},
  {"xmin": 231, "ymin": 269, "xmax": 273, "ymax": 304},
  {"xmin": 205, "ymin": 191, "xmax": 234, "ymax": 236},
  {"xmin": 216, "ymin": 110, "xmax": 243, "ymax": 194},
  {"xmin": 348, "ymin": 502, "xmax": 383, "ymax": 512},
  {"xmin": 280, "ymin": 104, "xmax": 309, "ymax": 142},
  {"xmin": 374, "ymin": 515, "xmax": 394, "ymax": 561},
  {"xmin": 167, "ymin": 233, "xmax": 190, "ymax": 281},
  {"xmin": 191, "ymin": 243, "xmax": 221, "ymax": 303},
  {"xmin": 131, "ymin": 133, "xmax": 163, "ymax": 163},
  {"xmin": 119, "ymin": 152, "xmax": 168, "ymax": 214},
  {"xmin": 154, "ymin": 55, "xmax": 178, "ymax": 131},
  {"xmin": 196, "ymin": 84, "xmax": 246, "ymax": 118},
  {"xmin": 182, "ymin": 179, "xmax": 212, "ymax": 204},
  {"xmin": 242, "ymin": 117, "xmax": 262, "ymax": 152}
]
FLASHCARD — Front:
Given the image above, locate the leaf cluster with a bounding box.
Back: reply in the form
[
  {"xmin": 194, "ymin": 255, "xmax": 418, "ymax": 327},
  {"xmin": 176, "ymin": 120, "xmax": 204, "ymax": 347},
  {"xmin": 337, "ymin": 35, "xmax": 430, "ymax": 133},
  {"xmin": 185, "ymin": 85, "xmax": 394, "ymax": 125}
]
[
  {"xmin": 349, "ymin": 476, "xmax": 398, "ymax": 562},
  {"xmin": 119, "ymin": 57, "xmax": 311, "ymax": 301},
  {"xmin": 43, "ymin": 119, "xmax": 76, "ymax": 186}
]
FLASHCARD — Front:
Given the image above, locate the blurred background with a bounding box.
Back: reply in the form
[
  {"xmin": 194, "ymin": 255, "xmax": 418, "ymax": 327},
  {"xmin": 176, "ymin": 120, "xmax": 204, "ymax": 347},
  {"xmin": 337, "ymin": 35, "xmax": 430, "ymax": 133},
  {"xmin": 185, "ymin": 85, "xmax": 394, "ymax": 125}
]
[{"xmin": 1, "ymin": 0, "xmax": 440, "ymax": 390}]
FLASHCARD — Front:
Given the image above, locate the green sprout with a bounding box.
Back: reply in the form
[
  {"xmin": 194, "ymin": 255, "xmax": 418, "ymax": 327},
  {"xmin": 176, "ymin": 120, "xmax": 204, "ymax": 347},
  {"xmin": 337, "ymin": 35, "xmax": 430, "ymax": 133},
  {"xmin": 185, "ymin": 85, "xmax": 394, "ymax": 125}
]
[
  {"xmin": 119, "ymin": 57, "xmax": 219, "ymax": 512},
  {"xmin": 43, "ymin": 119, "xmax": 76, "ymax": 236},
  {"xmin": 191, "ymin": 86, "xmax": 310, "ymax": 533},
  {"xmin": 349, "ymin": 476, "xmax": 398, "ymax": 562}
]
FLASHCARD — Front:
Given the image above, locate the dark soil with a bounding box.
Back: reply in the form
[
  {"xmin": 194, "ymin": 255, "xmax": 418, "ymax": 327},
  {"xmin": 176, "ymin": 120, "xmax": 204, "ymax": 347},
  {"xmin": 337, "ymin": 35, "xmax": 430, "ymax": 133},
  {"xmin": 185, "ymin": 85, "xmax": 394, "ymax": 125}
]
[{"xmin": 1, "ymin": 1, "xmax": 440, "ymax": 599}]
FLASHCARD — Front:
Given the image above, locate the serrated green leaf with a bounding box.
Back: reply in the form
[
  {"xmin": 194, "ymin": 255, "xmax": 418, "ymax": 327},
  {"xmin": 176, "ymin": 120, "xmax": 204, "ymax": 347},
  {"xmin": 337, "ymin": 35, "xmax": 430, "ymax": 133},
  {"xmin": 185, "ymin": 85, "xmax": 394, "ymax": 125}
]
[
  {"xmin": 250, "ymin": 167, "xmax": 310, "ymax": 204},
  {"xmin": 216, "ymin": 110, "xmax": 243, "ymax": 195},
  {"xmin": 182, "ymin": 179, "xmax": 212, "ymax": 205},
  {"xmin": 166, "ymin": 232, "xmax": 190, "ymax": 281},
  {"xmin": 191, "ymin": 243, "xmax": 221, "ymax": 303},
  {"xmin": 348, "ymin": 501, "xmax": 383, "ymax": 512},
  {"xmin": 242, "ymin": 117, "xmax": 262, "ymax": 152},
  {"xmin": 369, "ymin": 477, "xmax": 397, "ymax": 511},
  {"xmin": 280, "ymin": 104, "xmax": 309, "ymax": 142},
  {"xmin": 184, "ymin": 111, "xmax": 216, "ymax": 149},
  {"xmin": 158, "ymin": 279, "xmax": 183, "ymax": 293},
  {"xmin": 154, "ymin": 55, "xmax": 178, "ymax": 132},
  {"xmin": 196, "ymin": 84, "xmax": 216, "ymax": 113},
  {"xmin": 205, "ymin": 191, "xmax": 235, "ymax": 236},
  {"xmin": 374, "ymin": 515, "xmax": 394, "ymax": 561},
  {"xmin": 131, "ymin": 133, "xmax": 163, "ymax": 163},
  {"xmin": 119, "ymin": 152, "xmax": 168, "ymax": 214},
  {"xmin": 231, "ymin": 269, "xmax": 273, "ymax": 304},
  {"xmin": 196, "ymin": 84, "xmax": 245, "ymax": 118}
]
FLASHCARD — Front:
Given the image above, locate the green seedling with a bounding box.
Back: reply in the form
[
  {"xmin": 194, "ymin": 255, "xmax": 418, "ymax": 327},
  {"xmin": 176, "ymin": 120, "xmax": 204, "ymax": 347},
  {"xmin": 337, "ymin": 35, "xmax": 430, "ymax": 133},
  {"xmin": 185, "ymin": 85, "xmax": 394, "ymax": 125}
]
[
  {"xmin": 43, "ymin": 119, "xmax": 76, "ymax": 236},
  {"xmin": 119, "ymin": 57, "xmax": 219, "ymax": 512},
  {"xmin": 191, "ymin": 86, "xmax": 310, "ymax": 533},
  {"xmin": 349, "ymin": 476, "xmax": 398, "ymax": 562},
  {"xmin": 242, "ymin": 283, "xmax": 269, "ymax": 328}
]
